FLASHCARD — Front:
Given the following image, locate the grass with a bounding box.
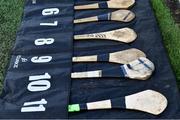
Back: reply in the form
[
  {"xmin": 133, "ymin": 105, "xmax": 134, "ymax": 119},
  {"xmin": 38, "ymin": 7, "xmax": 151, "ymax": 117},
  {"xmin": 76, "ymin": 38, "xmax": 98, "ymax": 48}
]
[
  {"xmin": 0, "ymin": 0, "xmax": 24, "ymax": 91},
  {"xmin": 151, "ymin": 0, "xmax": 180, "ymax": 86},
  {"xmin": 0, "ymin": 0, "xmax": 179, "ymax": 92}
]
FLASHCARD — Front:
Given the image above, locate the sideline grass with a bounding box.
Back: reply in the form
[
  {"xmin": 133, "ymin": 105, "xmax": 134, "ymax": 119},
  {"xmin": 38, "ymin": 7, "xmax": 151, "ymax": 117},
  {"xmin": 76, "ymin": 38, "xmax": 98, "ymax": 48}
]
[
  {"xmin": 0, "ymin": 0, "xmax": 179, "ymax": 92},
  {"xmin": 0, "ymin": 0, "xmax": 24, "ymax": 91},
  {"xmin": 151, "ymin": 0, "xmax": 180, "ymax": 86}
]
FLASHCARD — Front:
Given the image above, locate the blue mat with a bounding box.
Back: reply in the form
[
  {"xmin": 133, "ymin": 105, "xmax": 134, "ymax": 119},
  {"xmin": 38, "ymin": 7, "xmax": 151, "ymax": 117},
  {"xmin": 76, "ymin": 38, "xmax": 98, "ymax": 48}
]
[{"xmin": 0, "ymin": 0, "xmax": 180, "ymax": 119}]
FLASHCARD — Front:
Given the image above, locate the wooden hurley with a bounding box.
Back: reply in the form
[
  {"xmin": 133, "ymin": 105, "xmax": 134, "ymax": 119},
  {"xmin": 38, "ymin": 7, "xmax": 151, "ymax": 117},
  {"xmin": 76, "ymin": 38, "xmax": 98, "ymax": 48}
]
[
  {"xmin": 71, "ymin": 57, "xmax": 155, "ymax": 80},
  {"xmin": 73, "ymin": 48, "xmax": 146, "ymax": 64},
  {"xmin": 74, "ymin": 10, "xmax": 135, "ymax": 24},
  {"xmin": 68, "ymin": 90, "xmax": 167, "ymax": 115},
  {"xmin": 74, "ymin": 28, "xmax": 137, "ymax": 43},
  {"xmin": 74, "ymin": 0, "xmax": 135, "ymax": 10}
]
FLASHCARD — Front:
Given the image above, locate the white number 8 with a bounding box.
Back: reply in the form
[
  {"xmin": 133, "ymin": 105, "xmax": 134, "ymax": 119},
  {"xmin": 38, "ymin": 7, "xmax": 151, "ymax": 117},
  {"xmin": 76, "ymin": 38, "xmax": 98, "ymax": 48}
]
[{"xmin": 35, "ymin": 38, "xmax": 54, "ymax": 46}]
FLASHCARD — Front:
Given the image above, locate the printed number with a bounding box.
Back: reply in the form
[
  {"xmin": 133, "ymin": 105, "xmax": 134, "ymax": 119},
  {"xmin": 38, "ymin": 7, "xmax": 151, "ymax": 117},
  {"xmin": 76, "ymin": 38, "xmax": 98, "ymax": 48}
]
[
  {"xmin": 42, "ymin": 8, "xmax": 59, "ymax": 16},
  {"xmin": 21, "ymin": 99, "xmax": 47, "ymax": 112},
  {"xmin": 31, "ymin": 56, "xmax": 52, "ymax": 63},
  {"xmin": 29, "ymin": 73, "xmax": 51, "ymax": 81},
  {"xmin": 28, "ymin": 73, "xmax": 51, "ymax": 92},
  {"xmin": 40, "ymin": 21, "xmax": 58, "ymax": 26},
  {"xmin": 35, "ymin": 38, "xmax": 54, "ymax": 46},
  {"xmin": 28, "ymin": 80, "xmax": 51, "ymax": 92}
]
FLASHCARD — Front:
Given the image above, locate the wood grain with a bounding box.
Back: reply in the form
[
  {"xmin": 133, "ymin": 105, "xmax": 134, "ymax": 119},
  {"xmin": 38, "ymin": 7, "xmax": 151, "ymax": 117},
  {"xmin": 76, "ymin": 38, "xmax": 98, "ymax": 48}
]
[
  {"xmin": 125, "ymin": 90, "xmax": 167, "ymax": 115},
  {"xmin": 109, "ymin": 48, "xmax": 146, "ymax": 64},
  {"xmin": 87, "ymin": 100, "xmax": 112, "ymax": 110}
]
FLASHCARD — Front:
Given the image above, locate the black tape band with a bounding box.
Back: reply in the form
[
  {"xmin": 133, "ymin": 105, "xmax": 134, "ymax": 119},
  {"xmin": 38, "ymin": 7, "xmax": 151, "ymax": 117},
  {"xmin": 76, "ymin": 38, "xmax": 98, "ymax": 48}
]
[
  {"xmin": 111, "ymin": 97, "xmax": 126, "ymax": 109},
  {"xmin": 123, "ymin": 12, "xmax": 131, "ymax": 21},
  {"xmin": 97, "ymin": 13, "xmax": 110, "ymax": 21},
  {"xmin": 97, "ymin": 54, "xmax": 109, "ymax": 62},
  {"xmin": 102, "ymin": 66, "xmax": 125, "ymax": 77},
  {"xmin": 98, "ymin": 2, "xmax": 108, "ymax": 8},
  {"xmin": 119, "ymin": 66, "xmax": 126, "ymax": 77},
  {"xmin": 80, "ymin": 103, "xmax": 88, "ymax": 110},
  {"xmin": 138, "ymin": 58, "xmax": 152, "ymax": 70}
]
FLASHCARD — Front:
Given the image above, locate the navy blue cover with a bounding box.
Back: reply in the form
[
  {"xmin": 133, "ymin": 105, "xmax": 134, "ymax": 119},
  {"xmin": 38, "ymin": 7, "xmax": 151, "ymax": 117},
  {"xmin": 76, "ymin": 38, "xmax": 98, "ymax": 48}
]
[
  {"xmin": 0, "ymin": 0, "xmax": 180, "ymax": 119},
  {"xmin": 0, "ymin": 0, "xmax": 74, "ymax": 119}
]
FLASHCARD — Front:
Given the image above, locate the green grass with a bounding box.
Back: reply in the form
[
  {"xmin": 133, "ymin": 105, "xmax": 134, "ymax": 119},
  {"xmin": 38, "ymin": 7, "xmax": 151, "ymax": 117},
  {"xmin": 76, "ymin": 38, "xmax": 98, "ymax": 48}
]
[
  {"xmin": 0, "ymin": 0, "xmax": 179, "ymax": 92},
  {"xmin": 151, "ymin": 0, "xmax": 180, "ymax": 86},
  {"xmin": 0, "ymin": 0, "xmax": 24, "ymax": 91}
]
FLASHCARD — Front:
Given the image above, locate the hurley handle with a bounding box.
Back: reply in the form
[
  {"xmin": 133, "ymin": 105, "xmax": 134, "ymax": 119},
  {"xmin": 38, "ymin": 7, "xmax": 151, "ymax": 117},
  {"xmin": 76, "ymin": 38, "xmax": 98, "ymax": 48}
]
[
  {"xmin": 73, "ymin": 55, "xmax": 98, "ymax": 62},
  {"xmin": 69, "ymin": 97, "xmax": 126, "ymax": 112},
  {"xmin": 73, "ymin": 53, "xmax": 110, "ymax": 63},
  {"xmin": 69, "ymin": 100, "xmax": 114, "ymax": 112},
  {"xmin": 74, "ymin": 3, "xmax": 99, "ymax": 10},
  {"xmin": 74, "ymin": 13, "xmax": 111, "ymax": 24},
  {"xmin": 71, "ymin": 66, "xmax": 125, "ymax": 79},
  {"xmin": 74, "ymin": 33, "xmax": 106, "ymax": 40},
  {"xmin": 71, "ymin": 70, "xmax": 102, "ymax": 78},
  {"xmin": 74, "ymin": 16, "xmax": 98, "ymax": 24},
  {"xmin": 74, "ymin": 2, "xmax": 108, "ymax": 10}
]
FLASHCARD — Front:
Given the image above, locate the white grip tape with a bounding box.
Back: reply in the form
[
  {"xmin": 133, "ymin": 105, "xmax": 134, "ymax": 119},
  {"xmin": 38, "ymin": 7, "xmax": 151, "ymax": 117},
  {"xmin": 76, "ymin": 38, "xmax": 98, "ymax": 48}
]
[
  {"xmin": 71, "ymin": 70, "xmax": 102, "ymax": 78},
  {"xmin": 72, "ymin": 55, "xmax": 97, "ymax": 62},
  {"xmin": 87, "ymin": 100, "xmax": 112, "ymax": 110}
]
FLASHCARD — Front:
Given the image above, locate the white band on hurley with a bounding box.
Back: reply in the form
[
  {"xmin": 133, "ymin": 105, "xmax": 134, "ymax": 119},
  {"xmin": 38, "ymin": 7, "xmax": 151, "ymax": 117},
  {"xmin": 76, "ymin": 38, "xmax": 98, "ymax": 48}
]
[{"xmin": 71, "ymin": 70, "xmax": 102, "ymax": 78}]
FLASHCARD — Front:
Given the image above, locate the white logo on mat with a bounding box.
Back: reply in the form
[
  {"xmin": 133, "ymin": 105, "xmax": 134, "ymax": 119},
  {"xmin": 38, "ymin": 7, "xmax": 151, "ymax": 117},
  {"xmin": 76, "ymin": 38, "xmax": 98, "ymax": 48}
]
[
  {"xmin": 21, "ymin": 58, "xmax": 28, "ymax": 63},
  {"xmin": 13, "ymin": 55, "xmax": 21, "ymax": 68},
  {"xmin": 13, "ymin": 56, "xmax": 28, "ymax": 68}
]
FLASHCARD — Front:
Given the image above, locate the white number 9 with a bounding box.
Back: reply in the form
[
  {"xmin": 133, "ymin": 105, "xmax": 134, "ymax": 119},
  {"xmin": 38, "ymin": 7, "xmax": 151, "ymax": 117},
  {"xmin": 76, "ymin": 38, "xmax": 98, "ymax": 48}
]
[
  {"xmin": 42, "ymin": 8, "xmax": 59, "ymax": 16},
  {"xmin": 31, "ymin": 56, "xmax": 52, "ymax": 63}
]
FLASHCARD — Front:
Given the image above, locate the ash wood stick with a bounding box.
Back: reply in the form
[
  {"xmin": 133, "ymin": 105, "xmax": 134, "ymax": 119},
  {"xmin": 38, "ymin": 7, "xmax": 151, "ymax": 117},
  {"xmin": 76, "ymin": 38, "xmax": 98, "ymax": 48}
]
[
  {"xmin": 74, "ymin": 0, "xmax": 135, "ymax": 10},
  {"xmin": 68, "ymin": 90, "xmax": 168, "ymax": 115},
  {"xmin": 73, "ymin": 48, "xmax": 146, "ymax": 64},
  {"xmin": 74, "ymin": 28, "xmax": 137, "ymax": 43},
  {"xmin": 71, "ymin": 57, "xmax": 155, "ymax": 80},
  {"xmin": 74, "ymin": 10, "xmax": 135, "ymax": 24}
]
